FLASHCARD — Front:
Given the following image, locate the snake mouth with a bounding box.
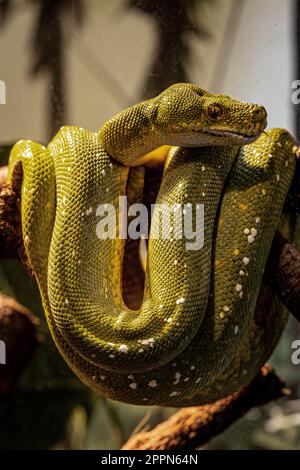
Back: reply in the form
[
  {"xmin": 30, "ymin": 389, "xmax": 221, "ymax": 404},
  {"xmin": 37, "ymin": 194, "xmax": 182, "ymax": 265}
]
[{"xmin": 198, "ymin": 128, "xmax": 262, "ymax": 144}]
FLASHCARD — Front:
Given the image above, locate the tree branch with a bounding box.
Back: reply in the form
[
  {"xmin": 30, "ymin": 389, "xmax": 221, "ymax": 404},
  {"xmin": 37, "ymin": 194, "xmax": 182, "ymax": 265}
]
[
  {"xmin": 0, "ymin": 294, "xmax": 39, "ymax": 399},
  {"xmin": 265, "ymin": 231, "xmax": 300, "ymax": 321},
  {"xmin": 122, "ymin": 365, "xmax": 289, "ymax": 450}
]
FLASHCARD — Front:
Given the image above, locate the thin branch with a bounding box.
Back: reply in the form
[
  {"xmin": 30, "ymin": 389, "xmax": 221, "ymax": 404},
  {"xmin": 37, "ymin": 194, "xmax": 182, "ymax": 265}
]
[{"xmin": 122, "ymin": 365, "xmax": 289, "ymax": 450}]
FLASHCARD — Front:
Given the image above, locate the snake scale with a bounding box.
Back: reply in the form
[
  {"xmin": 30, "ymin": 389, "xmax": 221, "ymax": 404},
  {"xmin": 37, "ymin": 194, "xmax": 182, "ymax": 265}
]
[{"xmin": 7, "ymin": 83, "xmax": 297, "ymax": 406}]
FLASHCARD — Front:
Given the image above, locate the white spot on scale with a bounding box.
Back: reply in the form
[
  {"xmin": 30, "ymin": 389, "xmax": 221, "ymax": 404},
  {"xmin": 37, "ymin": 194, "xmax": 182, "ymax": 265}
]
[
  {"xmin": 109, "ymin": 354, "xmax": 115, "ymax": 359},
  {"xmin": 173, "ymin": 372, "xmax": 181, "ymax": 385},
  {"xmin": 244, "ymin": 228, "xmax": 250, "ymax": 235},
  {"xmin": 220, "ymin": 312, "xmax": 225, "ymax": 319},
  {"xmin": 220, "ymin": 312, "xmax": 225, "ymax": 320},
  {"xmin": 243, "ymin": 257, "xmax": 250, "ymax": 265},
  {"xmin": 65, "ymin": 299, "xmax": 69, "ymax": 305},
  {"xmin": 247, "ymin": 235, "xmax": 255, "ymax": 244},
  {"xmin": 129, "ymin": 383, "xmax": 137, "ymax": 389},
  {"xmin": 176, "ymin": 297, "xmax": 185, "ymax": 305},
  {"xmin": 118, "ymin": 344, "xmax": 128, "ymax": 353},
  {"xmin": 169, "ymin": 391, "xmax": 179, "ymax": 397},
  {"xmin": 139, "ymin": 338, "xmax": 155, "ymax": 346},
  {"xmin": 235, "ymin": 284, "xmax": 242, "ymax": 293},
  {"xmin": 255, "ymin": 217, "xmax": 260, "ymax": 224},
  {"xmin": 234, "ymin": 325, "xmax": 239, "ymax": 334},
  {"xmin": 148, "ymin": 380, "xmax": 157, "ymax": 388}
]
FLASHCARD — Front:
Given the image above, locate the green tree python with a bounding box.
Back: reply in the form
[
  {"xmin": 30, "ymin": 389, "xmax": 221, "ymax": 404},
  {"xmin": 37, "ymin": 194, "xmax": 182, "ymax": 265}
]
[{"xmin": 6, "ymin": 83, "xmax": 297, "ymax": 406}]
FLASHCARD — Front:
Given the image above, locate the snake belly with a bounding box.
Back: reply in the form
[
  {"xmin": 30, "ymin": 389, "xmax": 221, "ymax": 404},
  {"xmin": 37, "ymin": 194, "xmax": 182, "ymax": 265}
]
[{"xmin": 7, "ymin": 84, "xmax": 296, "ymax": 406}]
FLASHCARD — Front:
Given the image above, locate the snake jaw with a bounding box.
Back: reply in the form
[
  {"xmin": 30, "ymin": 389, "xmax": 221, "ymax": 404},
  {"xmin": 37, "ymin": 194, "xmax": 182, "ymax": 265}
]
[
  {"xmin": 199, "ymin": 128, "xmax": 264, "ymax": 145},
  {"xmin": 160, "ymin": 121, "xmax": 267, "ymax": 147}
]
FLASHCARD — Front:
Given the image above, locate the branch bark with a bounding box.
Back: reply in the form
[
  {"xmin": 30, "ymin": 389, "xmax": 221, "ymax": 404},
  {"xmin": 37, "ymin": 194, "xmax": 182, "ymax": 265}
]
[
  {"xmin": 0, "ymin": 294, "xmax": 39, "ymax": 399},
  {"xmin": 265, "ymin": 231, "xmax": 300, "ymax": 321},
  {"xmin": 122, "ymin": 365, "xmax": 289, "ymax": 450},
  {"xmin": 0, "ymin": 165, "xmax": 7, "ymax": 186}
]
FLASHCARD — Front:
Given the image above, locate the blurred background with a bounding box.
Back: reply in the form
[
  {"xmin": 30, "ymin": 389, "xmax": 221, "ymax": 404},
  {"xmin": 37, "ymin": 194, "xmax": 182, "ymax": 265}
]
[{"xmin": 0, "ymin": 0, "xmax": 300, "ymax": 450}]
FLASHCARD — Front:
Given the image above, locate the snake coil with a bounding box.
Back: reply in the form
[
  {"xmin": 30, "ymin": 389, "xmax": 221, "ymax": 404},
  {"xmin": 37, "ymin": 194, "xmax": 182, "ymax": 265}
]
[{"xmin": 7, "ymin": 84, "xmax": 296, "ymax": 406}]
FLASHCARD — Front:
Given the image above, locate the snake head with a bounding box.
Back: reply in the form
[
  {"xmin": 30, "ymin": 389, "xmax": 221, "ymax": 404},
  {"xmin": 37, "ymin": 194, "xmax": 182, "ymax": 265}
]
[{"xmin": 153, "ymin": 83, "xmax": 268, "ymax": 147}]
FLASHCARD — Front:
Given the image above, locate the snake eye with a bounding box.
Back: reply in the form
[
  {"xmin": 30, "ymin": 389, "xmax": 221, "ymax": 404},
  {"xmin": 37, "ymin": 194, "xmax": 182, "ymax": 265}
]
[{"xmin": 207, "ymin": 103, "xmax": 223, "ymax": 120}]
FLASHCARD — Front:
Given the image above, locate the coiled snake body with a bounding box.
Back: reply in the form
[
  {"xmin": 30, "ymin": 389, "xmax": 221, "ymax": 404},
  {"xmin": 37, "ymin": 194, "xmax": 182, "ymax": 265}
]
[{"xmin": 7, "ymin": 84, "xmax": 296, "ymax": 406}]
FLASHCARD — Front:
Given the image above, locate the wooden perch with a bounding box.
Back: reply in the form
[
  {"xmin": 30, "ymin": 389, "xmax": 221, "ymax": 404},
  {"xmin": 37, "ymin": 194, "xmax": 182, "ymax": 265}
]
[
  {"xmin": 0, "ymin": 294, "xmax": 39, "ymax": 399},
  {"xmin": 0, "ymin": 164, "xmax": 22, "ymax": 260},
  {"xmin": 122, "ymin": 365, "xmax": 289, "ymax": 450}
]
